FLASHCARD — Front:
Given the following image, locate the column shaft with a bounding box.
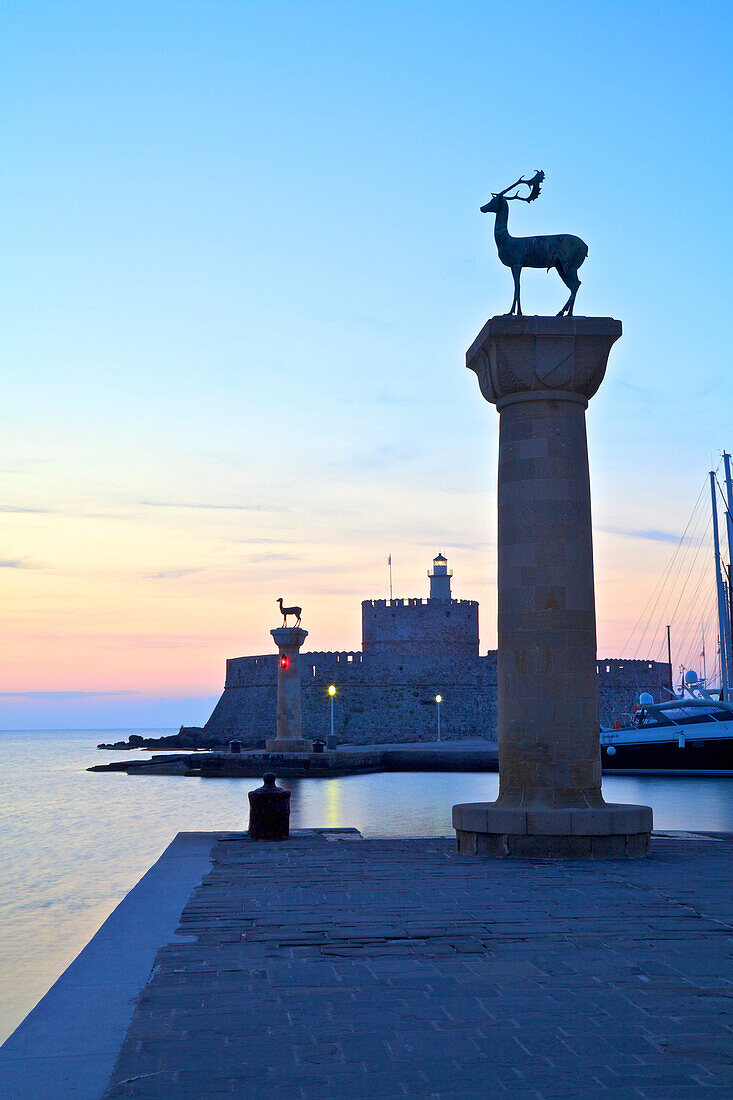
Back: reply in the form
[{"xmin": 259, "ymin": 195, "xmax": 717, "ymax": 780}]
[
  {"xmin": 497, "ymin": 393, "xmax": 602, "ymax": 808},
  {"xmin": 276, "ymin": 643, "xmax": 303, "ymax": 740}
]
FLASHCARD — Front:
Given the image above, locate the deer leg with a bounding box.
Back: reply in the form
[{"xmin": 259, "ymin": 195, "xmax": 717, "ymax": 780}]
[
  {"xmin": 566, "ymin": 272, "xmax": 581, "ymax": 316},
  {"xmin": 509, "ymin": 267, "xmax": 522, "ymax": 315},
  {"xmin": 555, "ymin": 265, "xmax": 580, "ymax": 317}
]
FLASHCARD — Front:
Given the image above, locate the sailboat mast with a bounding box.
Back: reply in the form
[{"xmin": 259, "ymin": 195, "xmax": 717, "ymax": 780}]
[
  {"xmin": 722, "ymin": 453, "xmax": 733, "ymax": 691},
  {"xmin": 710, "ymin": 470, "xmax": 730, "ymax": 700},
  {"xmin": 701, "ymin": 623, "xmax": 706, "ymax": 684}
]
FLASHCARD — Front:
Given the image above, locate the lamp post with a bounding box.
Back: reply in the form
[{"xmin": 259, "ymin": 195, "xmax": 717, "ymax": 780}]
[
  {"xmin": 435, "ymin": 694, "xmax": 442, "ymax": 742},
  {"xmin": 328, "ymin": 684, "xmax": 336, "ymax": 742}
]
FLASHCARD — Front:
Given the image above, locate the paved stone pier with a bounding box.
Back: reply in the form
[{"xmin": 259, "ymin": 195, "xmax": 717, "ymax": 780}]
[
  {"xmin": 71, "ymin": 831, "xmax": 733, "ymax": 1098},
  {"xmin": 456, "ymin": 316, "xmax": 652, "ymax": 856}
]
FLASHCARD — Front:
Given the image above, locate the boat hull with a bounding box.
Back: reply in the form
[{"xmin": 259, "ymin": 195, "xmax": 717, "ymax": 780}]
[{"xmin": 601, "ymin": 737, "xmax": 733, "ymax": 771}]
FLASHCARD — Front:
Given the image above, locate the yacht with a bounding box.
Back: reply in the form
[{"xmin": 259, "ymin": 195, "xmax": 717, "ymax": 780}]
[
  {"xmin": 601, "ymin": 672, "xmax": 733, "ymax": 771},
  {"xmin": 601, "ymin": 455, "xmax": 733, "ymax": 772}
]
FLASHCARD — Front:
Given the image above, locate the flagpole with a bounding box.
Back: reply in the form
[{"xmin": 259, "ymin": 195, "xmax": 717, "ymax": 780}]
[{"xmin": 388, "ymin": 554, "xmax": 393, "ymax": 602}]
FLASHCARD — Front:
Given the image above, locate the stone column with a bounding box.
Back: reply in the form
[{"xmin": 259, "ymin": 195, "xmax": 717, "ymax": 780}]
[
  {"xmin": 266, "ymin": 627, "xmax": 313, "ymax": 753},
  {"xmin": 453, "ymin": 316, "xmax": 652, "ymax": 857}
]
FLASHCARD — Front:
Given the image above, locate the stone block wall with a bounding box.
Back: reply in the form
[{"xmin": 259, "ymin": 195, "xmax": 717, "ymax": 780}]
[
  {"xmin": 201, "ymin": 649, "xmax": 670, "ymax": 746},
  {"xmin": 362, "ymin": 598, "xmax": 479, "ymax": 658},
  {"xmin": 204, "ymin": 649, "xmax": 496, "ymax": 745},
  {"xmin": 596, "ymin": 657, "xmax": 670, "ymax": 726}
]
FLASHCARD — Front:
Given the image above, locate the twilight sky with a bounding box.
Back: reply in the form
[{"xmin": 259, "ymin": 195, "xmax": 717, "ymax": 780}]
[{"xmin": 2, "ymin": 1, "xmax": 732, "ymax": 729}]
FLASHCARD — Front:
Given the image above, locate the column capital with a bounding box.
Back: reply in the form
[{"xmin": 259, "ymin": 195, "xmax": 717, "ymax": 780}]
[
  {"xmin": 271, "ymin": 627, "xmax": 308, "ymax": 649},
  {"xmin": 466, "ymin": 315, "xmax": 621, "ymax": 406}
]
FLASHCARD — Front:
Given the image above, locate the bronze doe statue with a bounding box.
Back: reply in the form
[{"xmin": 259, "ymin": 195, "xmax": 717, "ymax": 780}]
[
  {"xmin": 481, "ymin": 171, "xmax": 588, "ymax": 317},
  {"xmin": 276, "ymin": 597, "xmax": 302, "ymax": 627}
]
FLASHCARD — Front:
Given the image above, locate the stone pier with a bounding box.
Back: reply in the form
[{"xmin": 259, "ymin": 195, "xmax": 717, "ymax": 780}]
[
  {"xmin": 453, "ymin": 316, "xmax": 652, "ymax": 857},
  {"xmin": 265, "ymin": 626, "xmax": 313, "ymax": 753}
]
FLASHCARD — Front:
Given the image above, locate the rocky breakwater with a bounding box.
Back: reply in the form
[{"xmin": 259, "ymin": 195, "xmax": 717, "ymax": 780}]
[
  {"xmin": 97, "ymin": 727, "xmax": 232, "ymax": 752},
  {"xmin": 88, "ymin": 741, "xmax": 499, "ymax": 778}
]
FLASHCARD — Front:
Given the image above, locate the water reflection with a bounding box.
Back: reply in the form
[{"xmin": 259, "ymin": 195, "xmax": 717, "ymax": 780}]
[
  {"xmin": 1, "ymin": 730, "xmax": 732, "ymax": 1045},
  {"xmin": 281, "ymin": 771, "xmax": 733, "ymax": 836}
]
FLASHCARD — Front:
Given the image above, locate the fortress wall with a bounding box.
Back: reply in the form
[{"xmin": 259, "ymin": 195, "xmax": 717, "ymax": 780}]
[
  {"xmin": 202, "ymin": 650, "xmax": 670, "ymax": 746},
  {"xmin": 362, "ymin": 598, "xmax": 479, "ymax": 657},
  {"xmin": 205, "ymin": 650, "xmax": 497, "ymax": 745},
  {"xmin": 597, "ymin": 658, "xmax": 670, "ymax": 725},
  {"xmin": 224, "ymin": 650, "xmax": 364, "ymax": 688}
]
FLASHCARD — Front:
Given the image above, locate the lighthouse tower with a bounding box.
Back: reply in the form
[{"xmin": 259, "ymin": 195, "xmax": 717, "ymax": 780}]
[{"xmin": 428, "ymin": 552, "xmax": 453, "ymax": 601}]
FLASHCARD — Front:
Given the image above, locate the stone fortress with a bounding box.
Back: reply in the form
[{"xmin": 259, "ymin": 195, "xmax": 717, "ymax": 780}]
[{"xmin": 191, "ymin": 554, "xmax": 669, "ymax": 746}]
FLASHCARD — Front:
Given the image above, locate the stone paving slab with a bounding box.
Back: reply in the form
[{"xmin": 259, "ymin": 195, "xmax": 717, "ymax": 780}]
[
  {"xmin": 97, "ymin": 831, "xmax": 733, "ymax": 1099},
  {"xmin": 0, "ymin": 832, "xmax": 216, "ymax": 1100}
]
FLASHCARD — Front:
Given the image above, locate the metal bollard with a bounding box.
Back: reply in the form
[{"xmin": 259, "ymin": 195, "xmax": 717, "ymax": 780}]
[
  {"xmin": 248, "ymin": 773, "xmax": 290, "ymax": 840},
  {"xmin": 230, "ymin": 739, "xmax": 242, "ymax": 754},
  {"xmin": 312, "ymin": 739, "xmax": 325, "ymax": 754}
]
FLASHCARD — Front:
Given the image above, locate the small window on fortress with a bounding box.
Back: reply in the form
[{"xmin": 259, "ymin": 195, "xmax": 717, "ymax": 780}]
[
  {"xmin": 606, "ymin": 665, "xmax": 610, "ymax": 673},
  {"xmin": 648, "ymin": 663, "xmax": 653, "ymax": 669},
  {"xmin": 347, "ymin": 654, "xmax": 353, "ymax": 662},
  {"xmin": 312, "ymin": 665, "xmax": 316, "ymax": 677}
]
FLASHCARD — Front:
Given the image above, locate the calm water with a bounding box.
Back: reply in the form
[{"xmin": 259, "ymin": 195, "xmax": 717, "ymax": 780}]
[{"xmin": 1, "ymin": 729, "xmax": 732, "ymax": 1044}]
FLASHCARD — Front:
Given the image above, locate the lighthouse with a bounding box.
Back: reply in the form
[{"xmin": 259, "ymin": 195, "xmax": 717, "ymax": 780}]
[{"xmin": 428, "ymin": 552, "xmax": 452, "ymax": 601}]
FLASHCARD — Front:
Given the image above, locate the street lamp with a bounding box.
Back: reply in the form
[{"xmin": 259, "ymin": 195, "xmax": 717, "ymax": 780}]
[
  {"xmin": 328, "ymin": 684, "xmax": 336, "ymax": 742},
  {"xmin": 435, "ymin": 694, "xmax": 442, "ymax": 742}
]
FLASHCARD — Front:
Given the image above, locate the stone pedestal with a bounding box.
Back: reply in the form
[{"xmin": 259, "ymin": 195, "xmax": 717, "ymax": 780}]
[
  {"xmin": 453, "ymin": 316, "xmax": 652, "ymax": 857},
  {"xmin": 266, "ymin": 626, "xmax": 313, "ymax": 753}
]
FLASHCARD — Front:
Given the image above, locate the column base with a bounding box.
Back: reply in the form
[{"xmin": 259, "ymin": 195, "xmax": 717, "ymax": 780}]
[
  {"xmin": 265, "ymin": 738, "xmax": 314, "ymax": 753},
  {"xmin": 452, "ymin": 802, "xmax": 652, "ymax": 858}
]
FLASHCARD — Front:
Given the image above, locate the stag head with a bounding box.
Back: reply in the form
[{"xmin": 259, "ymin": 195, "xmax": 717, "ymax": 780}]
[{"xmin": 480, "ymin": 170, "xmax": 545, "ymax": 213}]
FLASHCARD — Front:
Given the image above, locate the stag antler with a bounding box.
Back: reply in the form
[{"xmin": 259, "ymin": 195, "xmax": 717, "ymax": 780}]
[{"xmin": 494, "ymin": 170, "xmax": 545, "ymax": 203}]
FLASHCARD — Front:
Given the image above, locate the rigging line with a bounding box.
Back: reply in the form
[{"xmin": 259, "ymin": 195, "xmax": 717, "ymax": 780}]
[
  {"xmin": 655, "ymin": 522, "xmax": 712, "ymax": 657},
  {"xmin": 653, "ymin": 494, "xmax": 711, "ymax": 625},
  {"xmin": 682, "ymin": 623, "xmax": 717, "ymax": 682},
  {"xmin": 641, "ymin": 497, "xmax": 711, "ymax": 660},
  {"xmin": 655, "ymin": 585, "xmax": 711, "ymax": 671},
  {"xmin": 683, "ymin": 577, "xmax": 717, "ymax": 654},
  {"xmin": 685, "ymin": 592, "xmax": 719, "ymax": 679},
  {"xmin": 655, "ymin": 573, "xmax": 712, "ymax": 668},
  {"xmin": 647, "ymin": 549, "xmax": 708, "ymax": 666},
  {"xmin": 671, "ymin": 539, "xmax": 716, "ymax": 645},
  {"xmin": 633, "ymin": 481, "xmax": 711, "ymax": 657},
  {"xmin": 674, "ymin": 580, "xmax": 717, "ymax": 672},
  {"xmin": 621, "ymin": 477, "xmax": 708, "ymax": 656},
  {"xmin": 714, "ymin": 474, "xmax": 733, "ymax": 555}
]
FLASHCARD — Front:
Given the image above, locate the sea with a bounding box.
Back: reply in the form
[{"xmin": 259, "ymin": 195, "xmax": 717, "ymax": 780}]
[{"xmin": 2, "ymin": 728, "xmax": 733, "ymax": 1045}]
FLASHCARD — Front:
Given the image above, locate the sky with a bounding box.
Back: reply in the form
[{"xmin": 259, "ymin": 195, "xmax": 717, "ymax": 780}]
[{"xmin": 1, "ymin": 1, "xmax": 732, "ymax": 729}]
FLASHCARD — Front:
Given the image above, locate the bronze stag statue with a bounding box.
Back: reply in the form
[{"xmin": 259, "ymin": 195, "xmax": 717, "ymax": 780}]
[
  {"xmin": 481, "ymin": 171, "xmax": 588, "ymax": 317},
  {"xmin": 276, "ymin": 597, "xmax": 302, "ymax": 627}
]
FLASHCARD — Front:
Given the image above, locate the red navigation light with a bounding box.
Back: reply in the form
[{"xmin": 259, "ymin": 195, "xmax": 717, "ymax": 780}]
[{"xmin": 280, "ymin": 655, "xmax": 290, "ymax": 671}]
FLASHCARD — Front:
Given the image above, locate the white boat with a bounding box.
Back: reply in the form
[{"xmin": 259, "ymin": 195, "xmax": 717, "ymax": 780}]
[
  {"xmin": 601, "ymin": 673, "xmax": 733, "ymax": 770},
  {"xmin": 600, "ymin": 454, "xmax": 733, "ymax": 772}
]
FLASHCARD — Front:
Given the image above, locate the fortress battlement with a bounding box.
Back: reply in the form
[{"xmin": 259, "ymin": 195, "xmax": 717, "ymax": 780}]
[
  {"xmin": 362, "ymin": 591, "xmax": 479, "ymax": 658},
  {"xmin": 226, "ymin": 650, "xmax": 364, "ymax": 688},
  {"xmin": 597, "ymin": 658, "xmax": 662, "ymax": 671},
  {"xmin": 203, "ymin": 554, "xmax": 671, "ymax": 745},
  {"xmin": 362, "ymin": 598, "xmax": 478, "ymax": 610}
]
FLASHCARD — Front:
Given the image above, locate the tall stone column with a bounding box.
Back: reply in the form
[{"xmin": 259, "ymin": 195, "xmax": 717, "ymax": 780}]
[
  {"xmin": 266, "ymin": 627, "xmax": 313, "ymax": 753},
  {"xmin": 453, "ymin": 316, "xmax": 652, "ymax": 857}
]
